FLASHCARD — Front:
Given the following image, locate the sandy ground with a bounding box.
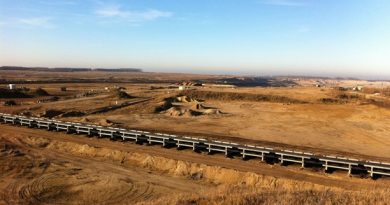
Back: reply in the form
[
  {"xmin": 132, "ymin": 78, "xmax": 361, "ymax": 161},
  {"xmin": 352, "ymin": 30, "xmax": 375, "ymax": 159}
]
[
  {"xmin": 1, "ymin": 82, "xmax": 389, "ymax": 161},
  {"xmin": 0, "ymin": 125, "xmax": 389, "ymax": 204},
  {"xmin": 59, "ymin": 86, "xmax": 389, "ymax": 161},
  {"xmin": 107, "ymin": 100, "xmax": 390, "ymax": 160},
  {"xmin": 0, "ymin": 125, "xmax": 211, "ymax": 204}
]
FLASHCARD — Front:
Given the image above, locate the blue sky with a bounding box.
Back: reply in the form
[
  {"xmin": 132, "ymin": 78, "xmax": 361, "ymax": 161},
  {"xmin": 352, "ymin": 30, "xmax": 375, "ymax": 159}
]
[{"xmin": 0, "ymin": 0, "xmax": 390, "ymax": 79}]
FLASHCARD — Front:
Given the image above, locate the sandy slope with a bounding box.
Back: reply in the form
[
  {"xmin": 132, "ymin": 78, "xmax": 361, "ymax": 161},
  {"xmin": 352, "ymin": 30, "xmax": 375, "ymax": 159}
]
[
  {"xmin": 0, "ymin": 126, "xmax": 209, "ymax": 204},
  {"xmin": 0, "ymin": 125, "xmax": 389, "ymax": 204}
]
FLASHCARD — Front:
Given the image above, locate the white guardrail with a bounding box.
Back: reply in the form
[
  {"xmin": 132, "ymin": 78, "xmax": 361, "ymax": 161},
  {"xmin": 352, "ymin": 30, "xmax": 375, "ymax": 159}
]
[{"xmin": 0, "ymin": 112, "xmax": 389, "ymax": 178}]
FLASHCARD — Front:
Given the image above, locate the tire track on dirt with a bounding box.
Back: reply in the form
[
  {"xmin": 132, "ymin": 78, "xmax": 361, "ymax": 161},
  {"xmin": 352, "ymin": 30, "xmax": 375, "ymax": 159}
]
[
  {"xmin": 1, "ymin": 130, "xmax": 205, "ymax": 204},
  {"xmin": 1, "ymin": 124, "xmax": 389, "ymax": 192}
]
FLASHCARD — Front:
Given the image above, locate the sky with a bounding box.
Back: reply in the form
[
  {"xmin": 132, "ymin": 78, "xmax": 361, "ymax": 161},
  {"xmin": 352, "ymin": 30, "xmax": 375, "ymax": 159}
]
[{"xmin": 0, "ymin": 0, "xmax": 390, "ymax": 79}]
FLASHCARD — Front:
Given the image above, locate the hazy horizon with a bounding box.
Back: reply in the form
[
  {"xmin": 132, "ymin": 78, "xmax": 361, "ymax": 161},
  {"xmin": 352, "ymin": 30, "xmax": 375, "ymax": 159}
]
[
  {"xmin": 1, "ymin": 0, "xmax": 390, "ymax": 79},
  {"xmin": 2, "ymin": 65, "xmax": 390, "ymax": 81}
]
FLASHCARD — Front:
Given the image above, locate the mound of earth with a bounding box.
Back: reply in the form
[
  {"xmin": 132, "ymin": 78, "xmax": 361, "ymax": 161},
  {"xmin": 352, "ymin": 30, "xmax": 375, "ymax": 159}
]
[
  {"xmin": 99, "ymin": 119, "xmax": 114, "ymax": 126},
  {"xmin": 165, "ymin": 107, "xmax": 202, "ymax": 117},
  {"xmin": 202, "ymin": 109, "xmax": 222, "ymax": 115},
  {"xmin": 112, "ymin": 90, "xmax": 134, "ymax": 99},
  {"xmin": 34, "ymin": 88, "xmax": 50, "ymax": 96},
  {"xmin": 164, "ymin": 106, "xmax": 221, "ymax": 117},
  {"xmin": 176, "ymin": 96, "xmax": 198, "ymax": 103},
  {"xmin": 190, "ymin": 102, "xmax": 216, "ymax": 110},
  {"xmin": 158, "ymin": 95, "xmax": 224, "ymax": 117},
  {"xmin": 80, "ymin": 117, "xmax": 90, "ymax": 123}
]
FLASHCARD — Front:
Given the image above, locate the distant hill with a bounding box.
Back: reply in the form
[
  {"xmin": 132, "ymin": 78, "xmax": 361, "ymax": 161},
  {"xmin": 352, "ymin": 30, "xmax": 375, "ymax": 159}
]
[{"xmin": 0, "ymin": 66, "xmax": 142, "ymax": 72}]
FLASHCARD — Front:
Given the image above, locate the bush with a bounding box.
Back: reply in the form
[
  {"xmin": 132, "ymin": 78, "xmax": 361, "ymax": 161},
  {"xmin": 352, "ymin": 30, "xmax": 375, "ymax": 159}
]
[
  {"xmin": 319, "ymin": 98, "xmax": 342, "ymax": 104},
  {"xmin": 326, "ymin": 90, "xmax": 363, "ymax": 104},
  {"xmin": 0, "ymin": 88, "xmax": 31, "ymax": 98},
  {"xmin": 363, "ymin": 87, "xmax": 390, "ymax": 97},
  {"xmin": 336, "ymin": 93, "xmax": 360, "ymax": 100}
]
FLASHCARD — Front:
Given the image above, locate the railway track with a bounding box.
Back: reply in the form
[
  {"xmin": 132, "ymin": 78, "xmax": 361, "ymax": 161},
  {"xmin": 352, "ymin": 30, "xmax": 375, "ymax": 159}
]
[{"xmin": 1, "ymin": 112, "xmax": 389, "ymax": 179}]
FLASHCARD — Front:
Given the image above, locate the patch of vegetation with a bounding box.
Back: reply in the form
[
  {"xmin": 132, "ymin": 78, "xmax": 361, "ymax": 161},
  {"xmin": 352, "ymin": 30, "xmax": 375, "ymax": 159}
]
[
  {"xmin": 322, "ymin": 90, "xmax": 390, "ymax": 108},
  {"xmin": 319, "ymin": 98, "xmax": 343, "ymax": 104},
  {"xmin": 337, "ymin": 93, "xmax": 360, "ymax": 100},
  {"xmin": 363, "ymin": 87, "xmax": 390, "ymax": 97},
  {"xmin": 179, "ymin": 90, "xmax": 306, "ymax": 104},
  {"xmin": 322, "ymin": 90, "xmax": 364, "ymax": 104},
  {"xmin": 0, "ymin": 88, "xmax": 31, "ymax": 98}
]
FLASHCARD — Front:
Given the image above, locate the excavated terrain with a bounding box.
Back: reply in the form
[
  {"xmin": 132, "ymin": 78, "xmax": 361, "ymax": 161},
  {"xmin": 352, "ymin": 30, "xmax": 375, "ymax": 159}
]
[
  {"xmin": 0, "ymin": 125, "xmax": 389, "ymax": 204},
  {"xmin": 1, "ymin": 71, "xmax": 390, "ymax": 204}
]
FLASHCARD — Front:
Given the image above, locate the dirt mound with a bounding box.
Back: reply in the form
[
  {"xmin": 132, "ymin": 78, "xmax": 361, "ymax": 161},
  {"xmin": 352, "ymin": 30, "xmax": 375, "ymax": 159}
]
[
  {"xmin": 80, "ymin": 117, "xmax": 90, "ymax": 122},
  {"xmin": 155, "ymin": 97, "xmax": 176, "ymax": 112},
  {"xmin": 165, "ymin": 106, "xmax": 220, "ymax": 117},
  {"xmin": 189, "ymin": 103, "xmax": 222, "ymax": 115},
  {"xmin": 34, "ymin": 88, "xmax": 50, "ymax": 96},
  {"xmin": 112, "ymin": 90, "xmax": 134, "ymax": 99},
  {"xmin": 99, "ymin": 119, "xmax": 114, "ymax": 126},
  {"xmin": 176, "ymin": 96, "xmax": 198, "ymax": 103},
  {"xmin": 203, "ymin": 109, "xmax": 222, "ymax": 115},
  {"xmin": 189, "ymin": 102, "xmax": 216, "ymax": 110},
  {"xmin": 165, "ymin": 107, "xmax": 202, "ymax": 117},
  {"xmin": 158, "ymin": 95, "xmax": 223, "ymax": 117}
]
